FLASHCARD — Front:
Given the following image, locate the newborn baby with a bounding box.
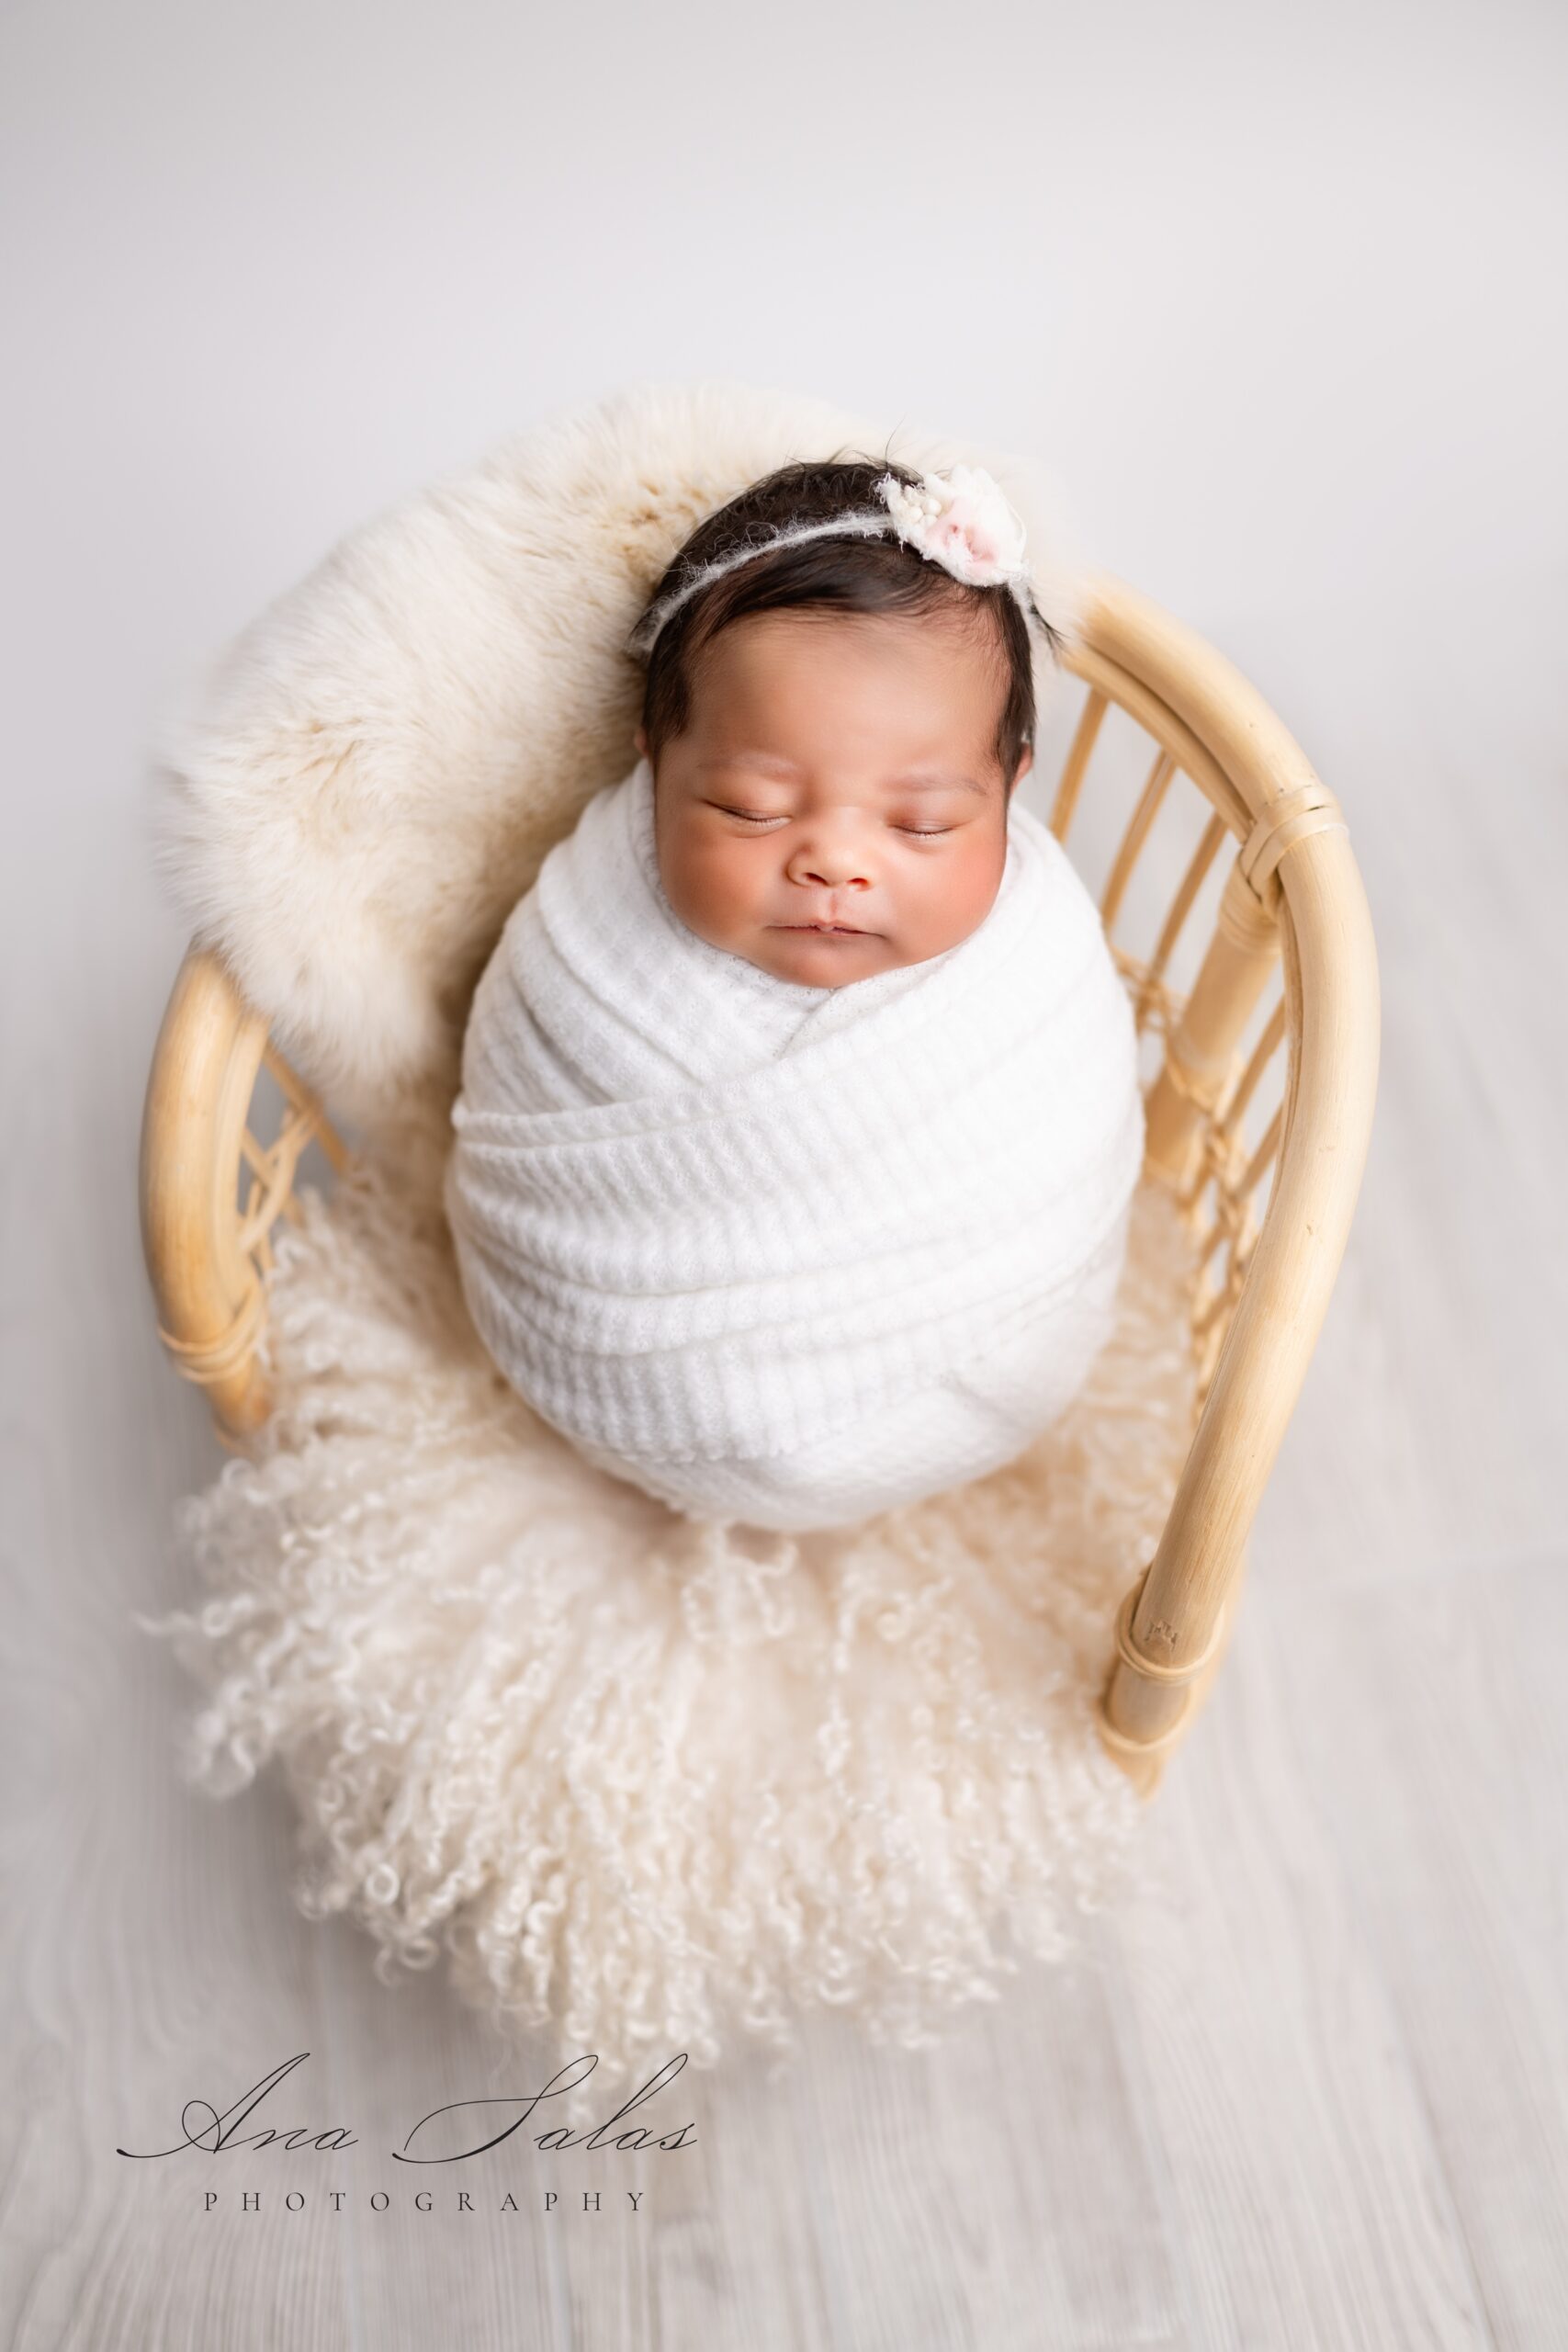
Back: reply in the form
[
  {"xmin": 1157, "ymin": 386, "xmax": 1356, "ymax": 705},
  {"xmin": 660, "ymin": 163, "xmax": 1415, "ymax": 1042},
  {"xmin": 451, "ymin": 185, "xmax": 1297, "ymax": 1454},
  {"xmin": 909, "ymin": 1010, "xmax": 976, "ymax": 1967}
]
[{"xmin": 445, "ymin": 456, "xmax": 1144, "ymax": 1532}]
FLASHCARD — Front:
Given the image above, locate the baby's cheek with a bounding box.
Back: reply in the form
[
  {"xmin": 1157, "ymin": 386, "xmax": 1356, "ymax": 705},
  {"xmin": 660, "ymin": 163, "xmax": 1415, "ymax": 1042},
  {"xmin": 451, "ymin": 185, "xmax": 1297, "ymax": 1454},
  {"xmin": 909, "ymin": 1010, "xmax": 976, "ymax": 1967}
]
[
  {"xmin": 911, "ymin": 838, "xmax": 1006, "ymax": 949},
  {"xmin": 662, "ymin": 832, "xmax": 759, "ymax": 947}
]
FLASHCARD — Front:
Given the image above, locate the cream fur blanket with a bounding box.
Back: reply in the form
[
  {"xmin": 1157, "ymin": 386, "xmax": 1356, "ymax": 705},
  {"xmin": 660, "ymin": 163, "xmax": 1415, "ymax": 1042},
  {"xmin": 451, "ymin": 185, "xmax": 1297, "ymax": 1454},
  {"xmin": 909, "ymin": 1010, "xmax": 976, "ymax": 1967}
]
[
  {"xmin": 144, "ymin": 379, "xmax": 1196, "ymax": 2104},
  {"xmin": 446, "ymin": 756, "xmax": 1145, "ymax": 1529},
  {"xmin": 158, "ymin": 1154, "xmax": 1196, "ymax": 2114}
]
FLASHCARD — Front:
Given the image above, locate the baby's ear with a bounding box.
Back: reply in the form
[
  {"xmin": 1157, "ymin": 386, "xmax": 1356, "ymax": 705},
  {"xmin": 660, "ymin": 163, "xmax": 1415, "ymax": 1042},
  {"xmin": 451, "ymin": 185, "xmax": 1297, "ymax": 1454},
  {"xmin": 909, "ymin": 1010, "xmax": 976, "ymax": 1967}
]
[
  {"xmin": 635, "ymin": 724, "xmax": 650, "ymax": 761},
  {"xmin": 1011, "ymin": 745, "xmax": 1034, "ymax": 787}
]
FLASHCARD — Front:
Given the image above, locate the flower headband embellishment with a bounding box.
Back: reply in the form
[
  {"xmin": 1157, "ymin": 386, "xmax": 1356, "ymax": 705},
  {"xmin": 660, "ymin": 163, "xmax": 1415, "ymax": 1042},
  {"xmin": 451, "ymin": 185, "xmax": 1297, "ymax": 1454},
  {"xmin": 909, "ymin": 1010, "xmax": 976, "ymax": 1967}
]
[
  {"xmin": 626, "ymin": 460, "xmax": 1035, "ymax": 660},
  {"xmin": 876, "ymin": 463, "xmax": 1031, "ymax": 591}
]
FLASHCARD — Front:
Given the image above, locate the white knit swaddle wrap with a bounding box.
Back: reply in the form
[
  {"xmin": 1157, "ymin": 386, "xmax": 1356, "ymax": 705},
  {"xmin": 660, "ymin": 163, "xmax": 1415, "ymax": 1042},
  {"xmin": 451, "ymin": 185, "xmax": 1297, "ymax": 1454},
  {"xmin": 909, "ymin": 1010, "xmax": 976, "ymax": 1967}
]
[{"xmin": 445, "ymin": 757, "xmax": 1145, "ymax": 1531}]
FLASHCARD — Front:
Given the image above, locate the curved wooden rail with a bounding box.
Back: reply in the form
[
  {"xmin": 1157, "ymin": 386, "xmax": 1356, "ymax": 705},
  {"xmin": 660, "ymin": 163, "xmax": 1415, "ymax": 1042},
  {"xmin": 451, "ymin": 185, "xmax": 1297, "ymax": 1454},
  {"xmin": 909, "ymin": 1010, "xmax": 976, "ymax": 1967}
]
[
  {"xmin": 1065, "ymin": 577, "xmax": 1380, "ymax": 1789},
  {"xmin": 138, "ymin": 949, "xmax": 346, "ymax": 1440}
]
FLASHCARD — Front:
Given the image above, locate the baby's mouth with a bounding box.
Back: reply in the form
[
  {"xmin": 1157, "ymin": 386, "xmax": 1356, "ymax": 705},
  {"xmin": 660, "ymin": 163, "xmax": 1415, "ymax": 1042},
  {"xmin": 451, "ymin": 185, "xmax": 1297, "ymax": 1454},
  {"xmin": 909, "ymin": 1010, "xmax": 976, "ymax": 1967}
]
[{"xmin": 773, "ymin": 921, "xmax": 867, "ymax": 935}]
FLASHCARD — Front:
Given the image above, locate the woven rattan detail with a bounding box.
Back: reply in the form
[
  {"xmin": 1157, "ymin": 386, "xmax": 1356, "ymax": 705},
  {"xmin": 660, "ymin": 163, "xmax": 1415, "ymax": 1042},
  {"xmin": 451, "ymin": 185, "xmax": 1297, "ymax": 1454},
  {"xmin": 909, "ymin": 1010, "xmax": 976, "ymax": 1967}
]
[
  {"xmin": 1112, "ymin": 1561, "xmax": 1229, "ymax": 1685},
  {"xmin": 240, "ymin": 1044, "xmax": 347, "ymax": 1275},
  {"xmin": 1157, "ymin": 1044, "xmax": 1233, "ymax": 1114},
  {"xmin": 157, "ymin": 1281, "xmax": 265, "ymax": 1385},
  {"xmin": 151, "ymin": 1031, "xmax": 346, "ymax": 1410},
  {"xmin": 1091, "ymin": 1700, "xmax": 1195, "ymax": 1762},
  {"xmin": 1237, "ymin": 785, "xmax": 1347, "ymax": 910},
  {"xmin": 1094, "ymin": 783, "xmax": 1294, "ymax": 1398}
]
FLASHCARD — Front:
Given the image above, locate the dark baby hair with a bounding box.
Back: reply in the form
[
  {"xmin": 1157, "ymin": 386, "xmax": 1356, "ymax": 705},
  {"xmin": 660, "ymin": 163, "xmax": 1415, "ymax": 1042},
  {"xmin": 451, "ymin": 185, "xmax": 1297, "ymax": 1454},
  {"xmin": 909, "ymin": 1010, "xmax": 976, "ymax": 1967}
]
[{"xmin": 629, "ymin": 451, "xmax": 1066, "ymax": 785}]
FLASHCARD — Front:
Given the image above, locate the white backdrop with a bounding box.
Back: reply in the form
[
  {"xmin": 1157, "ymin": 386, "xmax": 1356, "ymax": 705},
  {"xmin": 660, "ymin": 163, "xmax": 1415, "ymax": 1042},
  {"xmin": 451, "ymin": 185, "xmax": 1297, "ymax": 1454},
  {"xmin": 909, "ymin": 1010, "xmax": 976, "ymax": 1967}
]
[{"xmin": 5, "ymin": 0, "xmax": 1564, "ymax": 892}]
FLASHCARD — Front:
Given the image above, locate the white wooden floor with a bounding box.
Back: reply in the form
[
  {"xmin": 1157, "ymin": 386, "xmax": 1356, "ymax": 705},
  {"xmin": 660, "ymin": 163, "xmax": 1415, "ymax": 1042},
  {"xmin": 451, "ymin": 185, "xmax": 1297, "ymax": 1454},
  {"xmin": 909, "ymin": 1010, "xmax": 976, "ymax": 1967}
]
[{"xmin": 3, "ymin": 620, "xmax": 1565, "ymax": 2350}]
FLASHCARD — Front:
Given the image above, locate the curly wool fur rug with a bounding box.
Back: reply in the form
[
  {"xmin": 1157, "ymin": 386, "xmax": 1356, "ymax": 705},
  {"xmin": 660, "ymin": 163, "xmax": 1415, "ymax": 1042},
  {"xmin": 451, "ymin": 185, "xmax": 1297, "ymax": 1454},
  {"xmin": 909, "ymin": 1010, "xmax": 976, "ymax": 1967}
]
[
  {"xmin": 144, "ymin": 377, "xmax": 1197, "ymax": 2099},
  {"xmin": 154, "ymin": 1156, "xmax": 1196, "ymax": 2097}
]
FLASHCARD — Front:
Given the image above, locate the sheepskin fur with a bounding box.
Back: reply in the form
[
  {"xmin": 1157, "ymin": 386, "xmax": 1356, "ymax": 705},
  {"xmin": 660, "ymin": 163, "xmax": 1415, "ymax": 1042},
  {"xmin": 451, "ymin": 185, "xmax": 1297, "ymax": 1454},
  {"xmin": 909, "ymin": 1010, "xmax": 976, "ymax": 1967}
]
[
  {"xmin": 144, "ymin": 379, "xmax": 1191, "ymax": 2104},
  {"xmin": 158, "ymin": 1156, "xmax": 1195, "ymax": 2111}
]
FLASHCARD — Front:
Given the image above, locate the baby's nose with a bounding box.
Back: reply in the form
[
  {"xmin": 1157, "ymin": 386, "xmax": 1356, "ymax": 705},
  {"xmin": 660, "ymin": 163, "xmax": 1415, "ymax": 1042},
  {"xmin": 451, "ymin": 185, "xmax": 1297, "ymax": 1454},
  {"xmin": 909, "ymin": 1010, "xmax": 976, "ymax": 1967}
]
[{"xmin": 786, "ymin": 830, "xmax": 873, "ymax": 888}]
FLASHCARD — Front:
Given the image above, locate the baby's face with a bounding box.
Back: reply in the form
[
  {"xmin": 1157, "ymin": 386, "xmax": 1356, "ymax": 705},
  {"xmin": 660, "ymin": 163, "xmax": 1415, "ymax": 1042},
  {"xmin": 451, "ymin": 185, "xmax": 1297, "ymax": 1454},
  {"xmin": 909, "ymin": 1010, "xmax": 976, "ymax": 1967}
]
[{"xmin": 641, "ymin": 608, "xmax": 1032, "ymax": 988}]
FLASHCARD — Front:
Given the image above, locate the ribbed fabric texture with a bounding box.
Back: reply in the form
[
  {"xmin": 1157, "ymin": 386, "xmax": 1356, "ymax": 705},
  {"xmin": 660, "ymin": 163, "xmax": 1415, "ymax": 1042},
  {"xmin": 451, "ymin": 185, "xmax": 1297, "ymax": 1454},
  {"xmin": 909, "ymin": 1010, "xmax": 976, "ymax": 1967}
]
[{"xmin": 445, "ymin": 757, "xmax": 1145, "ymax": 1529}]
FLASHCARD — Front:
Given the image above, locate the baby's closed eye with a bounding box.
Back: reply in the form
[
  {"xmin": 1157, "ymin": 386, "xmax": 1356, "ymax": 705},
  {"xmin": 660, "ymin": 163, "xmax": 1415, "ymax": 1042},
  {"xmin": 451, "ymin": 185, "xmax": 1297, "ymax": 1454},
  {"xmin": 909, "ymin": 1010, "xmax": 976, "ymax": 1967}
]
[{"xmin": 712, "ymin": 801, "xmax": 953, "ymax": 839}]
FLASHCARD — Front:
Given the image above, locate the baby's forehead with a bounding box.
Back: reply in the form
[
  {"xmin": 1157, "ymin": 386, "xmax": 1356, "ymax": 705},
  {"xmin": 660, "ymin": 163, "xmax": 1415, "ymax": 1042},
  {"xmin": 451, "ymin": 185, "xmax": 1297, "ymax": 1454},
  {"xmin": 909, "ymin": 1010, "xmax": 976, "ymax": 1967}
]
[
  {"xmin": 684, "ymin": 610, "xmax": 1010, "ymax": 764},
  {"xmin": 697, "ymin": 600, "xmax": 1000, "ymax": 679}
]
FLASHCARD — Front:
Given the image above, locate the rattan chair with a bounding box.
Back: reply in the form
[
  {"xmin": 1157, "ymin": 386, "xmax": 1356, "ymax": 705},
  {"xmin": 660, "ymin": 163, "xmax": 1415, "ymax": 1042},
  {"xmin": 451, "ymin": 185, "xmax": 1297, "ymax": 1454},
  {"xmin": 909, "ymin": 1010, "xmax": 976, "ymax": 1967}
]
[{"xmin": 139, "ymin": 571, "xmax": 1379, "ymax": 1799}]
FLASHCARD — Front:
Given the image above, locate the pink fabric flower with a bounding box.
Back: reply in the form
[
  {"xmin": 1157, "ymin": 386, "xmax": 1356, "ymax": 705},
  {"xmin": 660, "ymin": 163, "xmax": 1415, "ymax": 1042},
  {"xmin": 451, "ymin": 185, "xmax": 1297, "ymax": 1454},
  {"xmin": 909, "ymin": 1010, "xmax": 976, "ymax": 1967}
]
[{"xmin": 877, "ymin": 465, "xmax": 1030, "ymax": 589}]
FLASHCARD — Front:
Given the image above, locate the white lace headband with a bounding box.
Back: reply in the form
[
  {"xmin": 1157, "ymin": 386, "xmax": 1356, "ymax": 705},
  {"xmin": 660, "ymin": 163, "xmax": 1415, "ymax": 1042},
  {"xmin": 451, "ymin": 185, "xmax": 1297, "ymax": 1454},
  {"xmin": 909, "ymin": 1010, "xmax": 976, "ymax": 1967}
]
[{"xmin": 626, "ymin": 463, "xmax": 1036, "ymax": 660}]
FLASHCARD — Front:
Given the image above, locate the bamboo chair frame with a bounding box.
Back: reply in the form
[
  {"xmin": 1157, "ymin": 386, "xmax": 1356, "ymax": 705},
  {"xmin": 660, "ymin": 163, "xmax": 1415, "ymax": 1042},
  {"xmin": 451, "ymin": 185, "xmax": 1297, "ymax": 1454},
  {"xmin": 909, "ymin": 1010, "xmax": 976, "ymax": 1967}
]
[{"xmin": 138, "ymin": 571, "xmax": 1379, "ymax": 1799}]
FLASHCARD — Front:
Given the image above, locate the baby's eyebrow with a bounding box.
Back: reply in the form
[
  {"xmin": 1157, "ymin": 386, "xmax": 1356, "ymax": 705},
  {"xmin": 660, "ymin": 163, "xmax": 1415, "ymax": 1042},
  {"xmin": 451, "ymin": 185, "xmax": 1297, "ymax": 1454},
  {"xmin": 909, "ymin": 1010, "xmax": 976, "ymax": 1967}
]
[
  {"xmin": 698, "ymin": 752, "xmax": 798, "ymax": 776},
  {"xmin": 700, "ymin": 755, "xmax": 987, "ymax": 798},
  {"xmin": 892, "ymin": 774, "xmax": 987, "ymax": 797}
]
